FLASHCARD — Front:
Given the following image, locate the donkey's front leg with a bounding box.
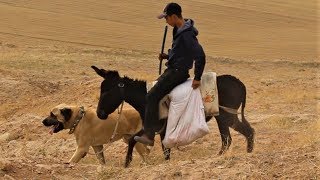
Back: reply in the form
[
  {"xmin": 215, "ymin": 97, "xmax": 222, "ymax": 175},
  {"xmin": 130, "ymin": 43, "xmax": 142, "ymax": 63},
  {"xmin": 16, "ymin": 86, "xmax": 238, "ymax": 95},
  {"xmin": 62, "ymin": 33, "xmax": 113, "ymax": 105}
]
[{"xmin": 125, "ymin": 129, "xmax": 144, "ymax": 167}]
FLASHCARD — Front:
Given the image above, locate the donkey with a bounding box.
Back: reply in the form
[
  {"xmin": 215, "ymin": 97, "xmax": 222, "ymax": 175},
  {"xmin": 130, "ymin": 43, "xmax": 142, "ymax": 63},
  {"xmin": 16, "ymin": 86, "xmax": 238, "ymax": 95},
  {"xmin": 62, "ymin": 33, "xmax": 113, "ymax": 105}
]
[{"xmin": 91, "ymin": 66, "xmax": 255, "ymax": 167}]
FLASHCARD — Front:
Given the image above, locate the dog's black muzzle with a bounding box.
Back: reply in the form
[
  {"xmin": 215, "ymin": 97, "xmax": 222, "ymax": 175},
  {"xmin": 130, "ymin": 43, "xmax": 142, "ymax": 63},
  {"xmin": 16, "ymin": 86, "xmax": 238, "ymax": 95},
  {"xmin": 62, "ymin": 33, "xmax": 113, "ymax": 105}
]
[{"xmin": 42, "ymin": 117, "xmax": 64, "ymax": 133}]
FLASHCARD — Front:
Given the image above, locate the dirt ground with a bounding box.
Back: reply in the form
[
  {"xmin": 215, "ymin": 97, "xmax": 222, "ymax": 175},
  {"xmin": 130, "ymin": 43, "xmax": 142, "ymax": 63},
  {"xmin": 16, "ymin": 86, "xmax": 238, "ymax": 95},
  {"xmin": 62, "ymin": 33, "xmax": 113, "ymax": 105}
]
[{"xmin": 0, "ymin": 0, "xmax": 319, "ymax": 179}]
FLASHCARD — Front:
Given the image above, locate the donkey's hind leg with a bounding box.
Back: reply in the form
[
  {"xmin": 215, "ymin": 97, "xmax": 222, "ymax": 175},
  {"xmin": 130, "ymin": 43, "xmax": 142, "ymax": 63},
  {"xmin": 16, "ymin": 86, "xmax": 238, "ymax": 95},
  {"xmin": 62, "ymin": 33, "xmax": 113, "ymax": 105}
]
[
  {"xmin": 159, "ymin": 128, "xmax": 171, "ymax": 160},
  {"xmin": 230, "ymin": 114, "xmax": 255, "ymax": 153},
  {"xmin": 215, "ymin": 112, "xmax": 233, "ymax": 155}
]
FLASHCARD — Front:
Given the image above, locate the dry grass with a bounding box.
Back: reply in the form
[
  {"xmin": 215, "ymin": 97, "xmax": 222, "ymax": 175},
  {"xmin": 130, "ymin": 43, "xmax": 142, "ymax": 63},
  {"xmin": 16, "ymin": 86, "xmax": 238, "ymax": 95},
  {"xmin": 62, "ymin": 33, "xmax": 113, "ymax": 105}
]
[
  {"xmin": 0, "ymin": 43, "xmax": 319, "ymax": 178},
  {"xmin": 0, "ymin": 41, "xmax": 319, "ymax": 179}
]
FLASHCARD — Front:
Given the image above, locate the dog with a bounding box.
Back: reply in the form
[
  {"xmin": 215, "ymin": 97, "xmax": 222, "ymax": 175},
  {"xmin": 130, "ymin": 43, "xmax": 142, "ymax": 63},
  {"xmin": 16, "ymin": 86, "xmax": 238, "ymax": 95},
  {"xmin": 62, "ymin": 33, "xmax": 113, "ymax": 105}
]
[{"xmin": 42, "ymin": 104, "xmax": 149, "ymax": 165}]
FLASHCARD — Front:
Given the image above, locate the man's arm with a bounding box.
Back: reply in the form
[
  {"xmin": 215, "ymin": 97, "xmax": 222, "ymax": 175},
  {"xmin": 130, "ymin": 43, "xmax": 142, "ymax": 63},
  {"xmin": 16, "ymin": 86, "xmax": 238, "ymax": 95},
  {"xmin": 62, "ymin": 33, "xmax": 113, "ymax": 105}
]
[
  {"xmin": 194, "ymin": 53, "xmax": 206, "ymax": 81},
  {"xmin": 182, "ymin": 32, "xmax": 206, "ymax": 80},
  {"xmin": 192, "ymin": 55, "xmax": 205, "ymax": 89},
  {"xmin": 180, "ymin": 32, "xmax": 206, "ymax": 88}
]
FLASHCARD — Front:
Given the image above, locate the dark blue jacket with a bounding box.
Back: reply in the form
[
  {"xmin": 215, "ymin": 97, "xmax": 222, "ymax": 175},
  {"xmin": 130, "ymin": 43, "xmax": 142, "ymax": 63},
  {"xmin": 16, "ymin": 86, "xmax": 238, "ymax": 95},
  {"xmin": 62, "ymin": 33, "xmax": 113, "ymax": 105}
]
[{"xmin": 167, "ymin": 19, "xmax": 206, "ymax": 80}]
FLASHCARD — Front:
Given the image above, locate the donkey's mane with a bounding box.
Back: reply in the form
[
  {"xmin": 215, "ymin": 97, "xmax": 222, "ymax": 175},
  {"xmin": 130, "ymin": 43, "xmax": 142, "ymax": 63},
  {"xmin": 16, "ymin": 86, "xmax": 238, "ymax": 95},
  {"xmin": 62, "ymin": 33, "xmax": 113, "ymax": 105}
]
[{"xmin": 122, "ymin": 76, "xmax": 146, "ymax": 89}]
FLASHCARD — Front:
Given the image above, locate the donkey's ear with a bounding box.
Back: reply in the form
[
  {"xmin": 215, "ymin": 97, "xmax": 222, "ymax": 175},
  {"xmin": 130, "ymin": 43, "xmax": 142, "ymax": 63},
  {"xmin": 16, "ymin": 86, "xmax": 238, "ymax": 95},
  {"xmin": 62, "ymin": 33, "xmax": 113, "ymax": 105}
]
[
  {"xmin": 91, "ymin": 65, "xmax": 105, "ymax": 78},
  {"xmin": 91, "ymin": 66, "xmax": 120, "ymax": 79},
  {"xmin": 104, "ymin": 70, "xmax": 120, "ymax": 79}
]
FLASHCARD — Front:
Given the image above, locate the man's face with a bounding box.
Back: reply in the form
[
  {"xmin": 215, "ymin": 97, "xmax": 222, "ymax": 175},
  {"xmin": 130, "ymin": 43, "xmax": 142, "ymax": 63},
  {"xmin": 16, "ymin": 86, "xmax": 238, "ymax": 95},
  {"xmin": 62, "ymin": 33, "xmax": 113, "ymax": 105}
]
[{"xmin": 165, "ymin": 15, "xmax": 176, "ymax": 27}]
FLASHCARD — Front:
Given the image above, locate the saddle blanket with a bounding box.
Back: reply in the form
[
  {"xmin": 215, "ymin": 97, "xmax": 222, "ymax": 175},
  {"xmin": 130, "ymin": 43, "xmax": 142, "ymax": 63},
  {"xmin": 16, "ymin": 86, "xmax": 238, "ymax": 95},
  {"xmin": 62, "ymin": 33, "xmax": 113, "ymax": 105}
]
[{"xmin": 199, "ymin": 72, "xmax": 219, "ymax": 116}]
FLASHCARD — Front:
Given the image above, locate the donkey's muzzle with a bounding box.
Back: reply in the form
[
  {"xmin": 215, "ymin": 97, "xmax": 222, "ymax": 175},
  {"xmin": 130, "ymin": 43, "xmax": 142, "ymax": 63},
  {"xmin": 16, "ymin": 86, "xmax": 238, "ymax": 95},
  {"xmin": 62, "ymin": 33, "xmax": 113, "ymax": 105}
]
[{"xmin": 97, "ymin": 110, "xmax": 108, "ymax": 120}]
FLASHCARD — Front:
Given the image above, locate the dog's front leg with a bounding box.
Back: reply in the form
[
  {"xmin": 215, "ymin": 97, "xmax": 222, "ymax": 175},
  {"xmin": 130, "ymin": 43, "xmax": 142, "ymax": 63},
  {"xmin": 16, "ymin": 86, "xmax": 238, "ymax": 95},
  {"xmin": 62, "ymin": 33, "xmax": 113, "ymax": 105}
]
[
  {"xmin": 92, "ymin": 145, "xmax": 106, "ymax": 165},
  {"xmin": 68, "ymin": 146, "xmax": 89, "ymax": 164}
]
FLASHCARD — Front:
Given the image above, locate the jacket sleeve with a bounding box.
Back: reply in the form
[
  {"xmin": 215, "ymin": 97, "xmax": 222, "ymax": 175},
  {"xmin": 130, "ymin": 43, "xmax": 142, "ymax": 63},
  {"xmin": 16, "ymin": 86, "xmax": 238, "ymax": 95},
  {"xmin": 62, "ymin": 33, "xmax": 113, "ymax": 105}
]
[
  {"xmin": 182, "ymin": 32, "xmax": 206, "ymax": 81},
  {"xmin": 194, "ymin": 52, "xmax": 205, "ymax": 81}
]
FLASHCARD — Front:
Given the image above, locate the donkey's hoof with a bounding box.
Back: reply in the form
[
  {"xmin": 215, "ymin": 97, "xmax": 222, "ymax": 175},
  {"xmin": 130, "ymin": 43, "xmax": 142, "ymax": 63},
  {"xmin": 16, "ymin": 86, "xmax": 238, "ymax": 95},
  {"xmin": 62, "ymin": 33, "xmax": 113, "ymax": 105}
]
[
  {"xmin": 247, "ymin": 129, "xmax": 255, "ymax": 153},
  {"xmin": 124, "ymin": 161, "xmax": 130, "ymax": 168},
  {"xmin": 218, "ymin": 150, "xmax": 225, "ymax": 155},
  {"xmin": 247, "ymin": 138, "xmax": 255, "ymax": 153},
  {"xmin": 163, "ymin": 148, "xmax": 171, "ymax": 160},
  {"xmin": 124, "ymin": 157, "xmax": 132, "ymax": 168}
]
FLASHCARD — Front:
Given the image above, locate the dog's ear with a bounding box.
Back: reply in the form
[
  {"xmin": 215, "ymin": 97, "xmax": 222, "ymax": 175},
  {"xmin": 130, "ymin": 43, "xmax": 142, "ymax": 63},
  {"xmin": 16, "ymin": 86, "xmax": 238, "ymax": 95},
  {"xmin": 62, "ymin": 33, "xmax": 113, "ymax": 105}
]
[{"xmin": 60, "ymin": 108, "xmax": 72, "ymax": 121}]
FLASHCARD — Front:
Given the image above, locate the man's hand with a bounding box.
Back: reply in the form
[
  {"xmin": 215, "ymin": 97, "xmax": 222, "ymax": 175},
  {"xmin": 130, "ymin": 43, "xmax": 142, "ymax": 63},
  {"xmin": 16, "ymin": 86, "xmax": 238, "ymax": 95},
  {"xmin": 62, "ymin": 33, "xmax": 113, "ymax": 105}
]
[
  {"xmin": 192, "ymin": 79, "xmax": 201, "ymax": 89},
  {"xmin": 158, "ymin": 53, "xmax": 169, "ymax": 61}
]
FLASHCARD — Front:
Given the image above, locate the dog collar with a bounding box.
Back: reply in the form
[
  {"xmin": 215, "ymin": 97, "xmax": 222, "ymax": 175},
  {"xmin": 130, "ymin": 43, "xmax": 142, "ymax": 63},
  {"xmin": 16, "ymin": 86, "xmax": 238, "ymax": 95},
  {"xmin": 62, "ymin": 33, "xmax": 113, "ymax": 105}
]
[{"xmin": 68, "ymin": 106, "xmax": 85, "ymax": 134}]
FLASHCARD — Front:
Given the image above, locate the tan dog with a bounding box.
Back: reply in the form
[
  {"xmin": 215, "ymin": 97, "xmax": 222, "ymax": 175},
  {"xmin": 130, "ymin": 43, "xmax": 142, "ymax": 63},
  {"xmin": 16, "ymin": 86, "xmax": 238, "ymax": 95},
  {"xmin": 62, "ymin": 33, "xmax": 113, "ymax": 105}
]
[{"xmin": 42, "ymin": 104, "xmax": 149, "ymax": 165}]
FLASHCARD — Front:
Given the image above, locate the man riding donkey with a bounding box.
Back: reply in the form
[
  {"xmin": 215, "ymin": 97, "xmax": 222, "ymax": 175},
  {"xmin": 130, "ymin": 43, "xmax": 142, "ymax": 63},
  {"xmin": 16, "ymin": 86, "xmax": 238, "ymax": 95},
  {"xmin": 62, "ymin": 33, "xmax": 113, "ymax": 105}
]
[{"xmin": 134, "ymin": 2, "xmax": 206, "ymax": 146}]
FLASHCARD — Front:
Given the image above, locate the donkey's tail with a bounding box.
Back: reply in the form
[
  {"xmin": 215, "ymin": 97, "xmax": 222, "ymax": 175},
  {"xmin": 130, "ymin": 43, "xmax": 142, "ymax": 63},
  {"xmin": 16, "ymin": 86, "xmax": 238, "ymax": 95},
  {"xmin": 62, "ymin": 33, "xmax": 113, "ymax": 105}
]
[{"xmin": 241, "ymin": 82, "xmax": 249, "ymax": 125}]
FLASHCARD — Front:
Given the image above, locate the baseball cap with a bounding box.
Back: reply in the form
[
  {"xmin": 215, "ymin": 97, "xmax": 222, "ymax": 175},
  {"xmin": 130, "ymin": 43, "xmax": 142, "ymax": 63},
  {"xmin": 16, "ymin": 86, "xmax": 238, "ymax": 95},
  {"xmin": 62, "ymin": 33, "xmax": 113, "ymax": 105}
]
[{"xmin": 157, "ymin": 3, "xmax": 182, "ymax": 19}]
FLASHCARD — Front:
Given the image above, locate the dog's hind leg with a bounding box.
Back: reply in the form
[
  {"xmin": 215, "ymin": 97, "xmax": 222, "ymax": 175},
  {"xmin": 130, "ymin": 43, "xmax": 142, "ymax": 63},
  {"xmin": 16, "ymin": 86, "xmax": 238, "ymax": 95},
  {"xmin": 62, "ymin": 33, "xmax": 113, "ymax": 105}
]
[
  {"xmin": 134, "ymin": 142, "xmax": 150, "ymax": 161},
  {"xmin": 69, "ymin": 146, "xmax": 89, "ymax": 163},
  {"xmin": 92, "ymin": 145, "xmax": 106, "ymax": 165}
]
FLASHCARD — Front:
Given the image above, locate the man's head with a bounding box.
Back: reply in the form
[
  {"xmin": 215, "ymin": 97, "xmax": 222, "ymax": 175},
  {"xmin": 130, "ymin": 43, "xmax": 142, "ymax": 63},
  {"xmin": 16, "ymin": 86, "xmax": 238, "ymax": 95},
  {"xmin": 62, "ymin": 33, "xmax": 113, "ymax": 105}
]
[{"xmin": 158, "ymin": 3, "xmax": 183, "ymax": 27}]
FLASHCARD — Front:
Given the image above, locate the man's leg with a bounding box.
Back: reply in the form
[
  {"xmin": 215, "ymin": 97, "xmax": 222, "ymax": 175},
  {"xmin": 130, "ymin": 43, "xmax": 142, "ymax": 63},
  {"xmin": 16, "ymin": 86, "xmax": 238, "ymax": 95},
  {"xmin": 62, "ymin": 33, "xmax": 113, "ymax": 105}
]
[{"xmin": 135, "ymin": 69, "xmax": 189, "ymax": 146}]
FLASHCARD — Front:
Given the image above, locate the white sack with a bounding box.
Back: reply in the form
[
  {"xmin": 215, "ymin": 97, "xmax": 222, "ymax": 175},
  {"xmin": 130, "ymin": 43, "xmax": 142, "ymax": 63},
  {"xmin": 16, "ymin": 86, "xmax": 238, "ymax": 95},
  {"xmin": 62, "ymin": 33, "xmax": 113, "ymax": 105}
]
[{"xmin": 162, "ymin": 80, "xmax": 209, "ymax": 148}]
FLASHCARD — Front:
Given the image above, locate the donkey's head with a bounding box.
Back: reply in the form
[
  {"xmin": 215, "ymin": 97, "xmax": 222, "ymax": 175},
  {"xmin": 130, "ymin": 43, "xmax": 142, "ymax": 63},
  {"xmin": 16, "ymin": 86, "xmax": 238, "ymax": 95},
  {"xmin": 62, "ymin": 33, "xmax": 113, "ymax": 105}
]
[{"xmin": 92, "ymin": 66, "xmax": 124, "ymax": 119}]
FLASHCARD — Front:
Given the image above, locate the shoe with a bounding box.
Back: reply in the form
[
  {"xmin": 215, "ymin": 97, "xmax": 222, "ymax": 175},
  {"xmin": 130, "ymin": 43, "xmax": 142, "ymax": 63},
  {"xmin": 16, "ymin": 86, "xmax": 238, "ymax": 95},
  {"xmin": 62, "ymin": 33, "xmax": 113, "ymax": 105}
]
[{"xmin": 134, "ymin": 134, "xmax": 154, "ymax": 146}]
